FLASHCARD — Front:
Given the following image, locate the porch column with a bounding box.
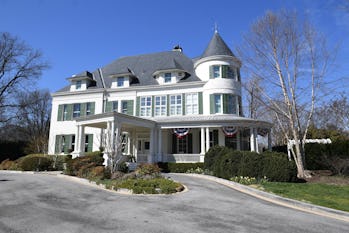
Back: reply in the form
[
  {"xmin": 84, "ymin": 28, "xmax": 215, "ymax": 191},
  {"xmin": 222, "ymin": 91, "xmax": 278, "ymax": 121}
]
[
  {"xmin": 78, "ymin": 125, "xmax": 85, "ymax": 156},
  {"xmin": 250, "ymin": 127, "xmax": 256, "ymax": 152},
  {"xmin": 148, "ymin": 128, "xmax": 155, "ymax": 163},
  {"xmin": 268, "ymin": 129, "xmax": 272, "ymax": 151},
  {"xmin": 157, "ymin": 128, "xmax": 162, "ymax": 162},
  {"xmin": 75, "ymin": 125, "xmax": 81, "ymax": 154},
  {"xmin": 200, "ymin": 127, "xmax": 205, "ymax": 155},
  {"xmin": 205, "ymin": 127, "xmax": 210, "ymax": 152},
  {"xmin": 114, "ymin": 121, "xmax": 120, "ymax": 154},
  {"xmin": 255, "ymin": 128, "xmax": 259, "ymax": 153}
]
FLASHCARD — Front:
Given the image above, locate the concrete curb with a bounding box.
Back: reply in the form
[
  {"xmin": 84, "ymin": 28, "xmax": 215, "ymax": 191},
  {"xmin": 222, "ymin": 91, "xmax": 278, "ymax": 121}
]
[{"xmin": 176, "ymin": 173, "xmax": 349, "ymax": 222}]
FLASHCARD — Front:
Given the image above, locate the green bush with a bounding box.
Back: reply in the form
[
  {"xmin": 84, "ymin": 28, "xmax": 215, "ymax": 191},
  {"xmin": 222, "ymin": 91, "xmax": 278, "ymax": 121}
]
[
  {"xmin": 261, "ymin": 152, "xmax": 297, "ymax": 182},
  {"xmin": 136, "ymin": 163, "xmax": 161, "ymax": 177},
  {"xmin": 204, "ymin": 147, "xmax": 297, "ymax": 182},
  {"xmin": 204, "ymin": 146, "xmax": 231, "ymax": 171},
  {"xmin": 158, "ymin": 162, "xmax": 204, "ymax": 173},
  {"xmin": 19, "ymin": 156, "xmax": 53, "ymax": 171},
  {"xmin": 64, "ymin": 151, "xmax": 105, "ymax": 177}
]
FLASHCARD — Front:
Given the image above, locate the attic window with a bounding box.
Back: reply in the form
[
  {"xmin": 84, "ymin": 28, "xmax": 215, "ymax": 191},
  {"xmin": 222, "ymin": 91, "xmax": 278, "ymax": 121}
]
[{"xmin": 164, "ymin": 73, "xmax": 172, "ymax": 83}]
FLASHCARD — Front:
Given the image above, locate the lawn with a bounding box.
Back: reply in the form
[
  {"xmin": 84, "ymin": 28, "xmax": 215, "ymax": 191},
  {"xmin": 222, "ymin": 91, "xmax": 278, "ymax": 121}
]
[{"xmin": 260, "ymin": 182, "xmax": 349, "ymax": 212}]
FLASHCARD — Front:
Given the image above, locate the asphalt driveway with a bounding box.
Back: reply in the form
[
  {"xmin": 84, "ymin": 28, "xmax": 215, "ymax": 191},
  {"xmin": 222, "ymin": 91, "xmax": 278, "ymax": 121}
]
[{"xmin": 0, "ymin": 171, "xmax": 348, "ymax": 233}]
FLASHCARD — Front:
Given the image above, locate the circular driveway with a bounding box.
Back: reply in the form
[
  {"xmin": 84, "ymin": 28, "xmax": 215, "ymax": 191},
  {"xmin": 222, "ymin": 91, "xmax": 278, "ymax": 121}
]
[{"xmin": 0, "ymin": 171, "xmax": 348, "ymax": 233}]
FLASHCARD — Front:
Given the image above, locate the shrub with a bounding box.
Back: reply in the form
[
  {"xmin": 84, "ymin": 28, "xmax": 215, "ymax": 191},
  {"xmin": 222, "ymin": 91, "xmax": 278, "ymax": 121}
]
[
  {"xmin": 204, "ymin": 147, "xmax": 297, "ymax": 182},
  {"xmin": 136, "ymin": 163, "xmax": 161, "ymax": 178},
  {"xmin": 261, "ymin": 152, "xmax": 297, "ymax": 182},
  {"xmin": 19, "ymin": 156, "xmax": 53, "ymax": 171},
  {"xmin": 0, "ymin": 159, "xmax": 18, "ymax": 170},
  {"xmin": 158, "ymin": 162, "xmax": 204, "ymax": 173},
  {"xmin": 64, "ymin": 151, "xmax": 105, "ymax": 177},
  {"xmin": 204, "ymin": 146, "xmax": 231, "ymax": 171}
]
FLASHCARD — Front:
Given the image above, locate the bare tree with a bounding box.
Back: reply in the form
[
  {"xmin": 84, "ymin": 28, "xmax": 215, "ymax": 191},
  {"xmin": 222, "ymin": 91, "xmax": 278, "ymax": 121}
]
[
  {"xmin": 0, "ymin": 32, "xmax": 48, "ymax": 123},
  {"xmin": 238, "ymin": 10, "xmax": 332, "ymax": 178},
  {"xmin": 16, "ymin": 89, "xmax": 51, "ymax": 154}
]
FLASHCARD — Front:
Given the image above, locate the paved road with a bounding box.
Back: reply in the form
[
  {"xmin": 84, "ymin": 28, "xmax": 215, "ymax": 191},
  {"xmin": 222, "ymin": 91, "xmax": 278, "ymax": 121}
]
[{"xmin": 0, "ymin": 172, "xmax": 348, "ymax": 233}]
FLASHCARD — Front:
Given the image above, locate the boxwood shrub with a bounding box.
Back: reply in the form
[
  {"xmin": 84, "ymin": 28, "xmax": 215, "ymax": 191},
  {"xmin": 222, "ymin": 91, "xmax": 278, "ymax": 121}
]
[
  {"xmin": 19, "ymin": 156, "xmax": 53, "ymax": 171},
  {"xmin": 204, "ymin": 147, "xmax": 297, "ymax": 182}
]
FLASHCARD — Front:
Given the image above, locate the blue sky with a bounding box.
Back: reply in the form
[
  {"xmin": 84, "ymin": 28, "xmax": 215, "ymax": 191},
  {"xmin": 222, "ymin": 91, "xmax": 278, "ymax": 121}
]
[{"xmin": 1, "ymin": 0, "xmax": 348, "ymax": 95}]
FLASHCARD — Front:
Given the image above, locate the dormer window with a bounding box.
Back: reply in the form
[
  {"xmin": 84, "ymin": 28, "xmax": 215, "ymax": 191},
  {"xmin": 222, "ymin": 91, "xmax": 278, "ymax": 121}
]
[
  {"xmin": 164, "ymin": 73, "xmax": 172, "ymax": 83},
  {"xmin": 117, "ymin": 77, "xmax": 125, "ymax": 87},
  {"xmin": 76, "ymin": 80, "xmax": 82, "ymax": 90}
]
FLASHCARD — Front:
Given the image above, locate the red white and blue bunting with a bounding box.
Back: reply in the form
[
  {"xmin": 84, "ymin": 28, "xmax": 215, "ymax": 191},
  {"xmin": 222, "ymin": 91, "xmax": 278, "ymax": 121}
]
[
  {"xmin": 257, "ymin": 128, "xmax": 269, "ymax": 137},
  {"xmin": 222, "ymin": 126, "xmax": 238, "ymax": 137},
  {"xmin": 173, "ymin": 128, "xmax": 190, "ymax": 139}
]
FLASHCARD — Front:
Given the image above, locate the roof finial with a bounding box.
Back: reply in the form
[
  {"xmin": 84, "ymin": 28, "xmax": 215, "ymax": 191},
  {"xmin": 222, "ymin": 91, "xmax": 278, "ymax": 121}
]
[{"xmin": 214, "ymin": 22, "xmax": 218, "ymax": 33}]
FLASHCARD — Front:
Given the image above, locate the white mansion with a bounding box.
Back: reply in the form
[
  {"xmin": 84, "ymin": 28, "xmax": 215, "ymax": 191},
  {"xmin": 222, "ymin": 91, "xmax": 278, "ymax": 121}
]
[{"xmin": 48, "ymin": 32, "xmax": 272, "ymax": 163}]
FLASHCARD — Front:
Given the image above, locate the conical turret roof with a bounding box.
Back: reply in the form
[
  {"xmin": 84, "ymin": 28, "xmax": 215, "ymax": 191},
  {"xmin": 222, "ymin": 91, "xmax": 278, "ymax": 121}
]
[{"xmin": 201, "ymin": 31, "xmax": 235, "ymax": 58}]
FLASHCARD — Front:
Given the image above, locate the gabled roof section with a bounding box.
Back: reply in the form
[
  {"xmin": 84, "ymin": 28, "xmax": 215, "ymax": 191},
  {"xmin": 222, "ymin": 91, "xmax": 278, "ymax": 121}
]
[{"xmin": 201, "ymin": 32, "xmax": 235, "ymax": 58}]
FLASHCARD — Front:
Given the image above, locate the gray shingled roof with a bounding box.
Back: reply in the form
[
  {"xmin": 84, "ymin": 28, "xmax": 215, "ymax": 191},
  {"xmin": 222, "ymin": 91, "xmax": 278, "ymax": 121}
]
[{"xmin": 201, "ymin": 32, "xmax": 235, "ymax": 58}]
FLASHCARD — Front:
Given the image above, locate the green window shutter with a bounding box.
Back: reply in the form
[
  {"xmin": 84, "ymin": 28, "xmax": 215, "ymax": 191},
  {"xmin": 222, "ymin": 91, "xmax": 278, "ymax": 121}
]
[
  {"xmin": 223, "ymin": 94, "xmax": 228, "ymax": 114},
  {"xmin": 209, "ymin": 66, "xmax": 214, "ymax": 79},
  {"xmin": 64, "ymin": 135, "xmax": 72, "ymax": 153},
  {"xmin": 55, "ymin": 135, "xmax": 61, "ymax": 154},
  {"xmin": 182, "ymin": 93, "xmax": 185, "ymax": 115},
  {"xmin": 57, "ymin": 105, "xmax": 63, "ymax": 121},
  {"xmin": 80, "ymin": 103, "xmax": 86, "ymax": 117},
  {"xmin": 136, "ymin": 97, "xmax": 140, "ymax": 116},
  {"xmin": 67, "ymin": 104, "xmax": 73, "ymax": 120},
  {"xmin": 198, "ymin": 92, "xmax": 203, "ymax": 114},
  {"xmin": 90, "ymin": 102, "xmax": 95, "ymax": 115},
  {"xmin": 213, "ymin": 130, "xmax": 219, "ymax": 146},
  {"xmin": 151, "ymin": 96, "xmax": 155, "ymax": 117},
  {"xmin": 106, "ymin": 101, "xmax": 112, "ymax": 112},
  {"xmin": 167, "ymin": 94, "xmax": 170, "ymax": 116},
  {"xmin": 87, "ymin": 134, "xmax": 93, "ymax": 152},
  {"xmin": 127, "ymin": 100, "xmax": 134, "ymax": 115},
  {"xmin": 222, "ymin": 65, "xmax": 228, "ymax": 78},
  {"xmin": 210, "ymin": 94, "xmax": 215, "ymax": 114}
]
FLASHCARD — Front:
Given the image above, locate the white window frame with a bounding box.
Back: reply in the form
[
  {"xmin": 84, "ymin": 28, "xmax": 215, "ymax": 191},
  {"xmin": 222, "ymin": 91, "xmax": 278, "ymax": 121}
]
[
  {"xmin": 140, "ymin": 96, "xmax": 152, "ymax": 117},
  {"xmin": 154, "ymin": 96, "xmax": 167, "ymax": 116},
  {"xmin": 86, "ymin": 102, "xmax": 91, "ymax": 115},
  {"xmin": 170, "ymin": 94, "xmax": 182, "ymax": 115},
  {"xmin": 121, "ymin": 101, "xmax": 128, "ymax": 114},
  {"xmin": 185, "ymin": 93, "xmax": 198, "ymax": 115},
  {"xmin": 214, "ymin": 94, "xmax": 222, "ymax": 114}
]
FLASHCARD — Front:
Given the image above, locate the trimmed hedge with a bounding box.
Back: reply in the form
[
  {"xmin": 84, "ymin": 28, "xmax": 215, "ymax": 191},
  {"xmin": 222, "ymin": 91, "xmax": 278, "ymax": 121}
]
[
  {"xmin": 204, "ymin": 146, "xmax": 297, "ymax": 182},
  {"xmin": 19, "ymin": 156, "xmax": 53, "ymax": 171},
  {"xmin": 158, "ymin": 162, "xmax": 204, "ymax": 173}
]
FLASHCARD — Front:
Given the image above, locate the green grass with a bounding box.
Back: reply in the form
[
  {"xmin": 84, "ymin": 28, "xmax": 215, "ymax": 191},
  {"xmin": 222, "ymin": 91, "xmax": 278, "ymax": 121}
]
[{"xmin": 260, "ymin": 182, "xmax": 349, "ymax": 212}]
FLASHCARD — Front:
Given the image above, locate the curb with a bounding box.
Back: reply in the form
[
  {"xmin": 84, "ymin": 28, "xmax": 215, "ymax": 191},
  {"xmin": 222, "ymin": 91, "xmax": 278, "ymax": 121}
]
[{"xmin": 176, "ymin": 173, "xmax": 349, "ymax": 222}]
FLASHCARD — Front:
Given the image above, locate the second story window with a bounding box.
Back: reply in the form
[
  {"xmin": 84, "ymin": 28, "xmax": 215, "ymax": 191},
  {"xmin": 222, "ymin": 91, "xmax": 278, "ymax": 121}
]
[
  {"xmin": 86, "ymin": 102, "xmax": 91, "ymax": 116},
  {"xmin": 185, "ymin": 93, "xmax": 198, "ymax": 115},
  {"xmin": 73, "ymin": 103, "xmax": 81, "ymax": 118},
  {"xmin": 140, "ymin": 96, "xmax": 152, "ymax": 117},
  {"xmin": 164, "ymin": 73, "xmax": 172, "ymax": 83},
  {"xmin": 112, "ymin": 101, "xmax": 118, "ymax": 112},
  {"xmin": 155, "ymin": 96, "xmax": 167, "ymax": 116},
  {"xmin": 117, "ymin": 77, "xmax": 125, "ymax": 87},
  {"xmin": 63, "ymin": 104, "xmax": 68, "ymax": 121},
  {"xmin": 214, "ymin": 94, "xmax": 222, "ymax": 113},
  {"xmin": 121, "ymin": 101, "xmax": 128, "ymax": 114},
  {"xmin": 170, "ymin": 95, "xmax": 182, "ymax": 115},
  {"xmin": 76, "ymin": 80, "xmax": 82, "ymax": 90},
  {"xmin": 210, "ymin": 65, "xmax": 236, "ymax": 79}
]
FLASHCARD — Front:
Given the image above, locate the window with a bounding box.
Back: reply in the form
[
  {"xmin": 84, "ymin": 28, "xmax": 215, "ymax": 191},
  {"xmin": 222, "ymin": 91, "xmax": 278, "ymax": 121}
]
[
  {"xmin": 214, "ymin": 94, "xmax": 222, "ymax": 113},
  {"xmin": 213, "ymin": 65, "xmax": 220, "ymax": 78},
  {"xmin": 63, "ymin": 105, "xmax": 68, "ymax": 120},
  {"xmin": 185, "ymin": 93, "xmax": 198, "ymax": 115},
  {"xmin": 177, "ymin": 137, "xmax": 188, "ymax": 153},
  {"xmin": 73, "ymin": 103, "xmax": 81, "ymax": 118},
  {"xmin": 86, "ymin": 103, "xmax": 91, "ymax": 116},
  {"xmin": 164, "ymin": 73, "xmax": 172, "ymax": 83},
  {"xmin": 155, "ymin": 96, "xmax": 167, "ymax": 116},
  {"xmin": 211, "ymin": 94, "xmax": 237, "ymax": 114},
  {"xmin": 71, "ymin": 135, "xmax": 76, "ymax": 151},
  {"xmin": 140, "ymin": 96, "xmax": 152, "ymax": 117},
  {"xmin": 121, "ymin": 101, "xmax": 128, "ymax": 114},
  {"xmin": 112, "ymin": 101, "xmax": 118, "ymax": 112},
  {"xmin": 61, "ymin": 136, "xmax": 66, "ymax": 153},
  {"xmin": 170, "ymin": 95, "xmax": 182, "ymax": 115},
  {"xmin": 117, "ymin": 77, "xmax": 124, "ymax": 87},
  {"xmin": 210, "ymin": 65, "xmax": 235, "ymax": 79},
  {"xmin": 76, "ymin": 80, "xmax": 82, "ymax": 90}
]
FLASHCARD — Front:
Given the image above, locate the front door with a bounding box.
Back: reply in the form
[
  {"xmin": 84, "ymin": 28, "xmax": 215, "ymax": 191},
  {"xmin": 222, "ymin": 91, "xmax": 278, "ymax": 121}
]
[{"xmin": 137, "ymin": 138, "xmax": 150, "ymax": 162}]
